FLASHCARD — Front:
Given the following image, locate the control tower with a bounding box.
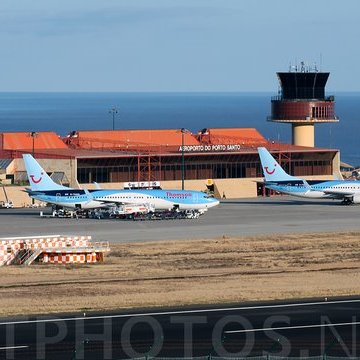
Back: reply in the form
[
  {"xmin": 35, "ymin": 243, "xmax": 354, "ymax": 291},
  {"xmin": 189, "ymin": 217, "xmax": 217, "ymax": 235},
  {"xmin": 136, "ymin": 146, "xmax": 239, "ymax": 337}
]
[{"xmin": 268, "ymin": 62, "xmax": 339, "ymax": 147}]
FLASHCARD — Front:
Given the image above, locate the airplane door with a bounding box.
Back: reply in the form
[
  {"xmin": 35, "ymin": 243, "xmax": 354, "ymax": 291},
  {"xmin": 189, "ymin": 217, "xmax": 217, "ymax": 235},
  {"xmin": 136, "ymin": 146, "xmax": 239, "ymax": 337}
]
[{"xmin": 56, "ymin": 193, "xmax": 61, "ymax": 202}]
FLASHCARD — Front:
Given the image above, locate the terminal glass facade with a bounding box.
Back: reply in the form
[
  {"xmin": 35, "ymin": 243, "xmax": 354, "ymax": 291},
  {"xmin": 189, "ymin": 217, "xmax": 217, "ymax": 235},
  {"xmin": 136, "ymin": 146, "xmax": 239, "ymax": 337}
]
[{"xmin": 77, "ymin": 151, "xmax": 334, "ymax": 184}]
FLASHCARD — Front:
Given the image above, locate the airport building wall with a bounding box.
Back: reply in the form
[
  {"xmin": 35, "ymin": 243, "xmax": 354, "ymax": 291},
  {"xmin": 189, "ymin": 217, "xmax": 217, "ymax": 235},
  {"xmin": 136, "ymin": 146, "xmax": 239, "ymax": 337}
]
[
  {"xmin": 333, "ymin": 151, "xmax": 342, "ymax": 178},
  {"xmin": 13, "ymin": 158, "xmax": 78, "ymax": 187},
  {"xmin": 0, "ymin": 186, "xmax": 38, "ymax": 207}
]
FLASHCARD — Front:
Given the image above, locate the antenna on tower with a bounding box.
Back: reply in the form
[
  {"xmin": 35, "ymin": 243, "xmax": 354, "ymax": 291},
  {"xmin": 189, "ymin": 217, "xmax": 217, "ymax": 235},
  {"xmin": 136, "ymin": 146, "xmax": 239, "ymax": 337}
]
[
  {"xmin": 320, "ymin": 53, "xmax": 323, "ymax": 72},
  {"xmin": 300, "ymin": 61, "xmax": 305, "ymax": 72}
]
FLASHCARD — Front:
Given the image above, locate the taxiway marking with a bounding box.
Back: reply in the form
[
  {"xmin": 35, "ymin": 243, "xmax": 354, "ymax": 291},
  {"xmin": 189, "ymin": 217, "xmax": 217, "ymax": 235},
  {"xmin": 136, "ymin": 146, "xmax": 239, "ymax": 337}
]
[
  {"xmin": 0, "ymin": 345, "xmax": 29, "ymax": 350},
  {"xmin": 0, "ymin": 298, "xmax": 359, "ymax": 326},
  {"xmin": 225, "ymin": 320, "xmax": 360, "ymax": 334}
]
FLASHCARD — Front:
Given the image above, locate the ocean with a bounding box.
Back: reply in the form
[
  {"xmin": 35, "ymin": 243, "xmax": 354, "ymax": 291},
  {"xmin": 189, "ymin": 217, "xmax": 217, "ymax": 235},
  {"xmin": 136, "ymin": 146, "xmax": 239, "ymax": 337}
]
[{"xmin": 0, "ymin": 92, "xmax": 359, "ymax": 165}]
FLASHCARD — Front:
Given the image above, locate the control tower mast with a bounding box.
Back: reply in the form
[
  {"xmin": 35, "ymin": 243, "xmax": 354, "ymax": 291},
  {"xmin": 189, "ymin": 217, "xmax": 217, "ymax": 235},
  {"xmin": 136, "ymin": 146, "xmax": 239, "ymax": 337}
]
[{"xmin": 268, "ymin": 62, "xmax": 339, "ymax": 147}]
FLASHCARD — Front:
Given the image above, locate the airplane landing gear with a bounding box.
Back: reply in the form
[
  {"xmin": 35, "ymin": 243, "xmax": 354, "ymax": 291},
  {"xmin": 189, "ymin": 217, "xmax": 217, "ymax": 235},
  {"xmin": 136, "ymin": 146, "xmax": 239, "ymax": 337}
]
[{"xmin": 342, "ymin": 198, "xmax": 353, "ymax": 205}]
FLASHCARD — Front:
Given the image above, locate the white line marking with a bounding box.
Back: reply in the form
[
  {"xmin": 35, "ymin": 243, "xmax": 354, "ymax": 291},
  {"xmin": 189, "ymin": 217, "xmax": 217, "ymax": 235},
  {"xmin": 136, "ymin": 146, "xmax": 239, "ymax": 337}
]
[
  {"xmin": 225, "ymin": 321, "xmax": 360, "ymax": 334},
  {"xmin": 0, "ymin": 345, "xmax": 29, "ymax": 350},
  {"xmin": 0, "ymin": 298, "xmax": 359, "ymax": 326}
]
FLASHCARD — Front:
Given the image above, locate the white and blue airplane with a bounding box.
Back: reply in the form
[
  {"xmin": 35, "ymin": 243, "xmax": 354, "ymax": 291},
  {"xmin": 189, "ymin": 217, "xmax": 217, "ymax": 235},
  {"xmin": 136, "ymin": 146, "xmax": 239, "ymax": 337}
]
[
  {"xmin": 23, "ymin": 154, "xmax": 219, "ymax": 211},
  {"xmin": 258, "ymin": 147, "xmax": 360, "ymax": 204}
]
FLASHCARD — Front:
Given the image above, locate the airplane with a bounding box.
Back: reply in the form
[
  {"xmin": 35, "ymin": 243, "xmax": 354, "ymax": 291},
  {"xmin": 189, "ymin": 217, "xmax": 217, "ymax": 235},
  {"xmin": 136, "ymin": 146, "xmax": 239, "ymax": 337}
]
[
  {"xmin": 22, "ymin": 154, "xmax": 220, "ymax": 211},
  {"xmin": 257, "ymin": 147, "xmax": 360, "ymax": 205}
]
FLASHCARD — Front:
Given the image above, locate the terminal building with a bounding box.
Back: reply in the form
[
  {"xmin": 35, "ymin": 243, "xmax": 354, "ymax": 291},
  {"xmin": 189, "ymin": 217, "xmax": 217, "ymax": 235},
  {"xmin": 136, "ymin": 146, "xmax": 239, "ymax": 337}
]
[
  {"xmin": 0, "ymin": 66, "xmax": 341, "ymax": 206},
  {"xmin": 0, "ymin": 128, "xmax": 340, "ymax": 206}
]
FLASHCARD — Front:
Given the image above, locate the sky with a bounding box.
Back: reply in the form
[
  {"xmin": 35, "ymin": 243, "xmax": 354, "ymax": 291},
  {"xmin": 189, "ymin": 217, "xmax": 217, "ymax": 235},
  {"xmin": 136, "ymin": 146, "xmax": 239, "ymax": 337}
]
[{"xmin": 0, "ymin": 0, "xmax": 359, "ymax": 92}]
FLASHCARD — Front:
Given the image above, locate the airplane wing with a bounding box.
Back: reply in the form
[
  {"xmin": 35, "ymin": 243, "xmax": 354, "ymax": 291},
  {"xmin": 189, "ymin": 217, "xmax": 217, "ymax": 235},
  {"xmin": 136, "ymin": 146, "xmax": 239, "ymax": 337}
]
[
  {"xmin": 83, "ymin": 189, "xmax": 120, "ymax": 207},
  {"xmin": 96, "ymin": 198, "xmax": 127, "ymax": 205},
  {"xmin": 322, "ymin": 189, "xmax": 354, "ymax": 198},
  {"xmin": 22, "ymin": 188, "xmax": 46, "ymax": 196}
]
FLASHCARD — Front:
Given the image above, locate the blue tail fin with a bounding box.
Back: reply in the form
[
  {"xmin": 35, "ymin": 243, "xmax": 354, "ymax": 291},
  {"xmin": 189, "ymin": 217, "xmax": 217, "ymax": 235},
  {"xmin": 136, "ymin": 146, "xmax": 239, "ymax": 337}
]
[
  {"xmin": 257, "ymin": 147, "xmax": 300, "ymax": 182},
  {"xmin": 22, "ymin": 154, "xmax": 69, "ymax": 191}
]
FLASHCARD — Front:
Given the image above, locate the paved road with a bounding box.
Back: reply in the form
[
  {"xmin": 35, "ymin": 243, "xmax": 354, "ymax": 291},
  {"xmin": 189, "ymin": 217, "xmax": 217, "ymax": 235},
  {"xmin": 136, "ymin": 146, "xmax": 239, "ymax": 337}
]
[
  {"xmin": 1, "ymin": 197, "xmax": 360, "ymax": 243},
  {"xmin": 0, "ymin": 298, "xmax": 359, "ymax": 359},
  {"xmin": 1, "ymin": 199, "xmax": 360, "ymax": 358}
]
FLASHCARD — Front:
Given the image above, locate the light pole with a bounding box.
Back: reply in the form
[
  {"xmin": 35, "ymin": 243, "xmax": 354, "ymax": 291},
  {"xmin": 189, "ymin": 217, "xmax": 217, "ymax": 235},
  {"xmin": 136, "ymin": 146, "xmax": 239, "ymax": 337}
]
[
  {"xmin": 109, "ymin": 107, "xmax": 118, "ymax": 130},
  {"xmin": 30, "ymin": 131, "xmax": 38, "ymax": 157},
  {"xmin": 29, "ymin": 132, "xmax": 38, "ymax": 205},
  {"xmin": 180, "ymin": 128, "xmax": 190, "ymax": 190}
]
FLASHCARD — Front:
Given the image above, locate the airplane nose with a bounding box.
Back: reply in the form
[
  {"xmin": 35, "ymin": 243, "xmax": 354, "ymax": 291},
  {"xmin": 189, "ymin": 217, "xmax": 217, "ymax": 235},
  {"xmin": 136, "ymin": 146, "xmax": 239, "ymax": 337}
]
[{"xmin": 210, "ymin": 199, "xmax": 220, "ymax": 207}]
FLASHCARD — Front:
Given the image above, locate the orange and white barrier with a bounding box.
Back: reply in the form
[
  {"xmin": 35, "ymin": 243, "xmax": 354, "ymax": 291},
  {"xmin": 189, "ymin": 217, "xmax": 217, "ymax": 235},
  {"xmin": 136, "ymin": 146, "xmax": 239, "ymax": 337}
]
[
  {"xmin": 43, "ymin": 253, "xmax": 87, "ymax": 264},
  {"xmin": 0, "ymin": 235, "xmax": 109, "ymax": 266}
]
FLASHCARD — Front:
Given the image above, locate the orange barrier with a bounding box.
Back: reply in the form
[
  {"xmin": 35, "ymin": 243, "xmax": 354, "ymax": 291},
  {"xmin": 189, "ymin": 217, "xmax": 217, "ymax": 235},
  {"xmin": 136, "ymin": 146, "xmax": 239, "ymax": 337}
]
[{"xmin": 0, "ymin": 235, "xmax": 110, "ymax": 266}]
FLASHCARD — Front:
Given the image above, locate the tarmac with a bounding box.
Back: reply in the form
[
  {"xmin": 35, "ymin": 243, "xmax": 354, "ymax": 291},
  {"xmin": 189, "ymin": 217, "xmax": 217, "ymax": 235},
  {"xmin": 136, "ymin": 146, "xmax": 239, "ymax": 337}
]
[
  {"xmin": 1, "ymin": 196, "xmax": 360, "ymax": 242},
  {"xmin": 1, "ymin": 198, "xmax": 360, "ymax": 359},
  {"xmin": 1, "ymin": 297, "xmax": 359, "ymax": 359}
]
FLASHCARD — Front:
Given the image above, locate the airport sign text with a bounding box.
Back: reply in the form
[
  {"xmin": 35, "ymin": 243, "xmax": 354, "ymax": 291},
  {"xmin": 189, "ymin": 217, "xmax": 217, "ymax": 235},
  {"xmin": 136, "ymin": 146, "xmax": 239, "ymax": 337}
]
[{"xmin": 178, "ymin": 144, "xmax": 242, "ymax": 152}]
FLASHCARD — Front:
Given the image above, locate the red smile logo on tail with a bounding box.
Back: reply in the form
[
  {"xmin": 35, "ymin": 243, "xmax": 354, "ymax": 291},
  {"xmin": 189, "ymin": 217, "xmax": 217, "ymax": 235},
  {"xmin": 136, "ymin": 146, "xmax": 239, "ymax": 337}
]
[
  {"xmin": 264, "ymin": 164, "xmax": 276, "ymax": 175},
  {"xmin": 30, "ymin": 172, "xmax": 43, "ymax": 184}
]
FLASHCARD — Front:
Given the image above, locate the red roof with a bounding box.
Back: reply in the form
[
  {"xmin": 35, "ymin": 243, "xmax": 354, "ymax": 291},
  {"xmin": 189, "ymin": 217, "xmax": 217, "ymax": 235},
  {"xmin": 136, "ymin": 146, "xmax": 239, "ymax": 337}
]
[
  {"xmin": 63, "ymin": 129, "xmax": 200, "ymax": 153},
  {"xmin": 69, "ymin": 130, "xmax": 199, "ymax": 147},
  {"xmin": 196, "ymin": 128, "xmax": 268, "ymax": 145},
  {"xmin": 1, "ymin": 132, "xmax": 68, "ymax": 150},
  {"xmin": 0, "ymin": 129, "xmax": 335, "ymax": 159},
  {"xmin": 203, "ymin": 128, "xmax": 265, "ymax": 140}
]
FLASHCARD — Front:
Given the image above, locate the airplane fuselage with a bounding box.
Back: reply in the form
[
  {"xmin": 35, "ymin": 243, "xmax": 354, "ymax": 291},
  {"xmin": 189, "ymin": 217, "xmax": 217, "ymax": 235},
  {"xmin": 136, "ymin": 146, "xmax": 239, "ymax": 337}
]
[
  {"xmin": 29, "ymin": 189, "xmax": 219, "ymax": 210},
  {"xmin": 265, "ymin": 179, "xmax": 360, "ymax": 201}
]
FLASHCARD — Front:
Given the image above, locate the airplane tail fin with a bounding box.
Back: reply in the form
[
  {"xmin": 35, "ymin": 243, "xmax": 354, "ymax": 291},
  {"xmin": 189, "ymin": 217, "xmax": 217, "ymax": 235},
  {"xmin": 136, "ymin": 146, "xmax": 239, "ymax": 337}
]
[
  {"xmin": 22, "ymin": 154, "xmax": 69, "ymax": 191},
  {"xmin": 257, "ymin": 147, "xmax": 300, "ymax": 182}
]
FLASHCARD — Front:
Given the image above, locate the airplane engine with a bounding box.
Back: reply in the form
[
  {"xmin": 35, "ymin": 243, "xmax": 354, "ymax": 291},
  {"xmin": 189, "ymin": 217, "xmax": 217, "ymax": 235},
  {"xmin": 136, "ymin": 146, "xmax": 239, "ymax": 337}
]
[{"xmin": 352, "ymin": 194, "xmax": 360, "ymax": 204}]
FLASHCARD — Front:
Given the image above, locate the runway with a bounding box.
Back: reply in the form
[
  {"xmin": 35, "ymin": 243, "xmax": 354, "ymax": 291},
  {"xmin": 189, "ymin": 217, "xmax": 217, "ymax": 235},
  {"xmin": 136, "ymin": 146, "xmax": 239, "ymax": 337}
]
[
  {"xmin": 1, "ymin": 198, "xmax": 360, "ymax": 358},
  {"xmin": 0, "ymin": 298, "xmax": 359, "ymax": 359},
  {"xmin": 1, "ymin": 196, "xmax": 360, "ymax": 242}
]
